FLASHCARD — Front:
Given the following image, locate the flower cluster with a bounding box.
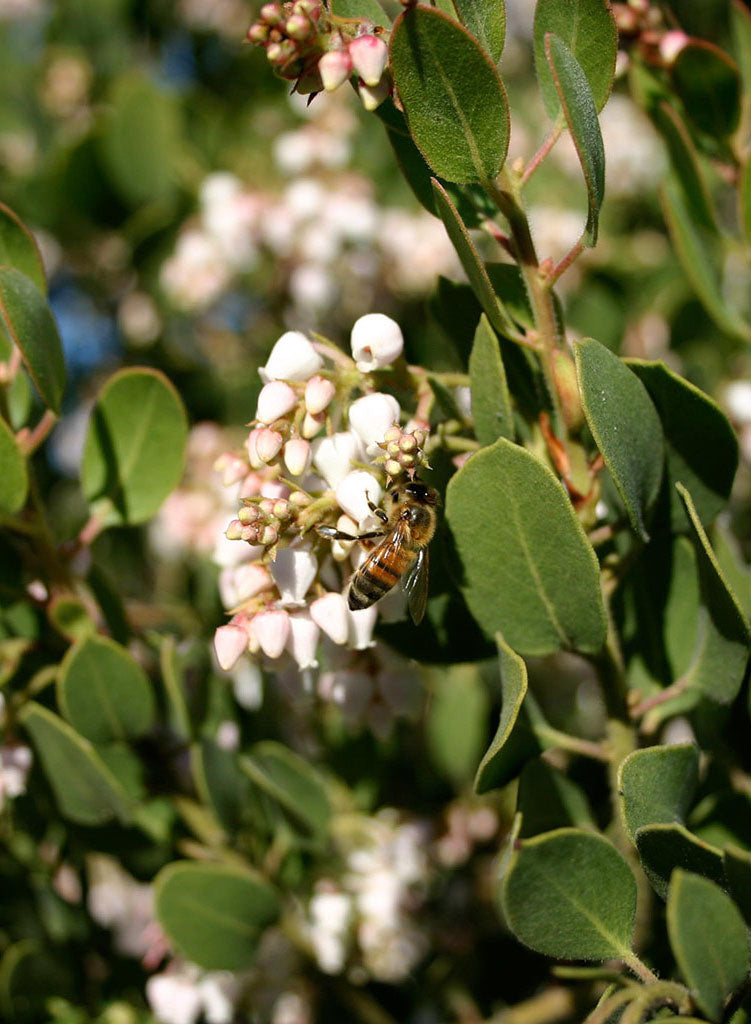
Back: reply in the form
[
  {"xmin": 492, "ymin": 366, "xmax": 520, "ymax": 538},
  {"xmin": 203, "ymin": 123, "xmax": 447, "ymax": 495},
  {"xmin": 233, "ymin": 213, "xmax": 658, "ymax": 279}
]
[
  {"xmin": 247, "ymin": 1, "xmax": 390, "ymax": 111},
  {"xmin": 213, "ymin": 313, "xmax": 437, "ymax": 731}
]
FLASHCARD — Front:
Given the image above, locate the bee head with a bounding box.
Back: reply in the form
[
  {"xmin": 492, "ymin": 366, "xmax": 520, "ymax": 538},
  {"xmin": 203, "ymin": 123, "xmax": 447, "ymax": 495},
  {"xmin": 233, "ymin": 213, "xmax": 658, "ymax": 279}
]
[{"xmin": 389, "ymin": 479, "xmax": 440, "ymax": 506}]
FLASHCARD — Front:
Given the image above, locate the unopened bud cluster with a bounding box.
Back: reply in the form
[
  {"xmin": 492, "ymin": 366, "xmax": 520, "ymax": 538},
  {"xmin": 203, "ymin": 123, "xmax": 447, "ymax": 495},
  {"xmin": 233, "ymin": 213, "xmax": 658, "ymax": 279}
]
[
  {"xmin": 247, "ymin": 2, "xmax": 390, "ymax": 109},
  {"xmin": 376, "ymin": 424, "xmax": 429, "ymax": 481}
]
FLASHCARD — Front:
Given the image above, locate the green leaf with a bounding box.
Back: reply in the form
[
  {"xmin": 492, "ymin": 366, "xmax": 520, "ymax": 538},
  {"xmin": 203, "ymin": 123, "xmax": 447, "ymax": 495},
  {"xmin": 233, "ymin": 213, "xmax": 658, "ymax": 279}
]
[
  {"xmin": 650, "ymin": 102, "xmax": 717, "ymax": 233},
  {"xmin": 81, "ymin": 367, "xmax": 188, "ymax": 526},
  {"xmin": 501, "ymin": 828, "xmax": 636, "ymax": 960},
  {"xmin": 241, "ymin": 741, "xmax": 331, "ymax": 843},
  {"xmin": 0, "ymin": 269, "xmax": 66, "ymax": 414},
  {"xmin": 452, "ymin": 0, "xmax": 505, "ymax": 63},
  {"xmin": 0, "ymin": 418, "xmax": 27, "ymax": 516},
  {"xmin": 100, "ymin": 73, "xmax": 181, "ymax": 207},
  {"xmin": 47, "ymin": 594, "xmax": 96, "ymax": 642},
  {"xmin": 518, "ymin": 760, "xmax": 595, "ymax": 837},
  {"xmin": 667, "ymin": 870, "xmax": 750, "ymax": 1021},
  {"xmin": 618, "ymin": 744, "xmax": 699, "ymax": 841},
  {"xmin": 390, "ymin": 6, "xmax": 510, "ymax": 184},
  {"xmin": 18, "ymin": 703, "xmax": 132, "ymax": 826},
  {"xmin": 154, "ymin": 861, "xmax": 280, "ymax": 971},
  {"xmin": 740, "ymin": 155, "xmax": 751, "ymax": 246},
  {"xmin": 628, "ymin": 361, "xmax": 738, "ymax": 530},
  {"xmin": 432, "ymin": 182, "xmax": 518, "ymax": 338},
  {"xmin": 677, "ymin": 483, "xmax": 750, "ymax": 706},
  {"xmin": 636, "ymin": 822, "xmax": 725, "ymax": 900},
  {"xmin": 724, "ymin": 847, "xmax": 751, "ymax": 928},
  {"xmin": 533, "ymin": 0, "xmax": 617, "ymax": 118},
  {"xmin": 0, "ymin": 203, "xmax": 45, "ymax": 292},
  {"xmin": 575, "ymin": 339, "xmax": 663, "ymax": 541},
  {"xmin": 426, "ymin": 663, "xmax": 489, "ymax": 785},
  {"xmin": 446, "ymin": 438, "xmax": 607, "ymax": 654},
  {"xmin": 58, "ymin": 634, "xmax": 156, "ymax": 744},
  {"xmin": 474, "ymin": 635, "xmax": 552, "ymax": 793},
  {"xmin": 469, "ymin": 314, "xmax": 513, "ymax": 446},
  {"xmin": 159, "ymin": 634, "xmax": 192, "ymax": 740},
  {"xmin": 545, "ymin": 35, "xmax": 605, "ymax": 246},
  {"xmin": 713, "ymin": 523, "xmax": 751, "ymax": 621},
  {"xmin": 329, "ymin": 0, "xmax": 391, "ymax": 27},
  {"xmin": 660, "ymin": 178, "xmax": 751, "ymax": 343},
  {"xmin": 193, "ymin": 739, "xmax": 254, "ymax": 835},
  {"xmin": 671, "ymin": 41, "xmax": 741, "ymax": 141},
  {"xmin": 486, "ymin": 264, "xmax": 536, "ymax": 328}
]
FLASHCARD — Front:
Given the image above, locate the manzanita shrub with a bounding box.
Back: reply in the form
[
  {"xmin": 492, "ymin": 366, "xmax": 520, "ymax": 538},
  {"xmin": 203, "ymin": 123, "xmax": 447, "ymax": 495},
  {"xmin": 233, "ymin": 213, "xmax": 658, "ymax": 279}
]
[{"xmin": 1, "ymin": 1, "xmax": 751, "ymax": 1022}]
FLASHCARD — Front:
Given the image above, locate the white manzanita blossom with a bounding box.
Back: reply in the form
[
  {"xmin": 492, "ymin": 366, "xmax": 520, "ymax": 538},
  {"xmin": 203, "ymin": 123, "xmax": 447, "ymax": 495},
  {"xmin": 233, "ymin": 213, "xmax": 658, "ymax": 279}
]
[
  {"xmin": 227, "ymin": 562, "xmax": 274, "ymax": 604},
  {"xmin": 307, "ymin": 884, "xmax": 353, "ymax": 974},
  {"xmin": 286, "ymin": 610, "xmax": 321, "ymax": 668},
  {"xmin": 259, "ymin": 330, "xmax": 323, "ymax": 383},
  {"xmin": 331, "ymin": 513, "xmax": 358, "ymax": 560},
  {"xmin": 216, "ymin": 719, "xmax": 240, "ymax": 751},
  {"xmin": 231, "ymin": 659, "xmax": 264, "ymax": 709},
  {"xmin": 310, "ymin": 592, "xmax": 350, "ymax": 645},
  {"xmin": 348, "ymin": 35, "xmax": 388, "ymax": 87},
  {"xmin": 725, "ymin": 380, "xmax": 751, "ymax": 425},
  {"xmin": 357, "ymin": 79, "xmax": 390, "ymax": 112},
  {"xmin": 147, "ymin": 966, "xmax": 203, "ymax": 1024},
  {"xmin": 336, "ymin": 470, "xmax": 383, "ymax": 525},
  {"xmin": 347, "ymin": 604, "xmax": 379, "ymax": 650},
  {"xmin": 270, "ymin": 546, "xmax": 318, "ymax": 606},
  {"xmin": 304, "ymin": 374, "xmax": 336, "ymax": 415},
  {"xmin": 348, "ymin": 392, "xmax": 400, "ymax": 455},
  {"xmin": 255, "ymin": 427, "xmax": 284, "ymax": 464},
  {"xmin": 313, "ymin": 431, "xmax": 361, "ymax": 488},
  {"xmin": 214, "ymin": 624, "xmax": 249, "ymax": 671},
  {"xmin": 256, "ymin": 380, "xmax": 298, "ymax": 424},
  {"xmin": 350, "ymin": 313, "xmax": 404, "ymax": 372},
  {"xmin": 0, "ymin": 744, "xmax": 32, "ymax": 807},
  {"xmin": 252, "ymin": 608, "xmax": 291, "ymax": 659},
  {"xmin": 272, "ymin": 991, "xmax": 313, "ymax": 1024},
  {"xmin": 283, "ymin": 437, "xmax": 312, "ymax": 477},
  {"xmin": 318, "ymin": 49, "xmax": 353, "ymax": 92}
]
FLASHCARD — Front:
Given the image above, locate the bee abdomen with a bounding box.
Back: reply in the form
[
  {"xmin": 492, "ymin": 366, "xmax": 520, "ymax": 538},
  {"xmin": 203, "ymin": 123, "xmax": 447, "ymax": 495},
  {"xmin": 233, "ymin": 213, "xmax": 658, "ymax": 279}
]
[{"xmin": 348, "ymin": 548, "xmax": 413, "ymax": 610}]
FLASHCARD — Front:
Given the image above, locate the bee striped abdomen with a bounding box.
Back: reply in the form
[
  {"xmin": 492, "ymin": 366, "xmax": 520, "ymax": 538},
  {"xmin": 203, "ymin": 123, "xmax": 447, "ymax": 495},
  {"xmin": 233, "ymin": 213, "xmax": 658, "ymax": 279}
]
[{"xmin": 348, "ymin": 544, "xmax": 415, "ymax": 610}]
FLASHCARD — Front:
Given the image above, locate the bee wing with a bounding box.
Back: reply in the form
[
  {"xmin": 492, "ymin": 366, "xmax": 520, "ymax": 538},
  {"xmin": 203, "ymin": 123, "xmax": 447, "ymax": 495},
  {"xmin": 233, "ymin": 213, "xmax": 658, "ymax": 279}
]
[{"xmin": 403, "ymin": 545, "xmax": 429, "ymax": 625}]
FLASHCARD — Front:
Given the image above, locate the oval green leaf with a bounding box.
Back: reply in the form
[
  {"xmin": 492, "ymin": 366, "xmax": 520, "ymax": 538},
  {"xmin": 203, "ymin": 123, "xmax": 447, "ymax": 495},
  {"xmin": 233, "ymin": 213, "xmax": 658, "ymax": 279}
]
[
  {"xmin": 501, "ymin": 828, "xmax": 636, "ymax": 960},
  {"xmin": 446, "ymin": 437, "xmax": 607, "ymax": 654},
  {"xmin": 0, "ymin": 268, "xmax": 65, "ymax": 414},
  {"xmin": 546, "ymin": 35, "xmax": 605, "ymax": 246},
  {"xmin": 651, "ymin": 102, "xmax": 717, "ymax": 233},
  {"xmin": 671, "ymin": 41, "xmax": 741, "ymax": 140},
  {"xmin": 628, "ymin": 360, "xmax": 738, "ymax": 529},
  {"xmin": 575, "ymin": 339, "xmax": 664, "ymax": 541},
  {"xmin": 329, "ymin": 0, "xmax": 391, "ymax": 27},
  {"xmin": 469, "ymin": 314, "xmax": 513, "ymax": 446},
  {"xmin": 58, "ymin": 634, "xmax": 156, "ymax": 744},
  {"xmin": 667, "ymin": 870, "xmax": 750, "ymax": 1021},
  {"xmin": 474, "ymin": 634, "xmax": 554, "ymax": 793},
  {"xmin": 241, "ymin": 741, "xmax": 331, "ymax": 842},
  {"xmin": 390, "ymin": 6, "xmax": 509, "ymax": 184},
  {"xmin": 636, "ymin": 822, "xmax": 725, "ymax": 900},
  {"xmin": 453, "ymin": 0, "xmax": 505, "ymax": 64},
  {"xmin": 81, "ymin": 367, "xmax": 188, "ymax": 526},
  {"xmin": 0, "ymin": 203, "xmax": 45, "ymax": 292},
  {"xmin": 0, "ymin": 417, "xmax": 27, "ymax": 516},
  {"xmin": 618, "ymin": 743, "xmax": 699, "ymax": 841},
  {"xmin": 18, "ymin": 702, "xmax": 132, "ymax": 826},
  {"xmin": 533, "ymin": 0, "xmax": 617, "ymax": 117},
  {"xmin": 154, "ymin": 861, "xmax": 281, "ymax": 971},
  {"xmin": 518, "ymin": 759, "xmax": 595, "ymax": 838},
  {"xmin": 724, "ymin": 847, "xmax": 751, "ymax": 928},
  {"xmin": 427, "ymin": 663, "xmax": 489, "ymax": 785}
]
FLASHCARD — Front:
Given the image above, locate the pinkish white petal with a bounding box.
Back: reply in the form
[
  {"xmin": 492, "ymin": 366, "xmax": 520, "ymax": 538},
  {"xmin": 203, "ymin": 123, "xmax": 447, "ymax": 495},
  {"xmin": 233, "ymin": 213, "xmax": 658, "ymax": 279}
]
[
  {"xmin": 270, "ymin": 545, "xmax": 318, "ymax": 605},
  {"xmin": 349, "ymin": 35, "xmax": 388, "ymax": 87},
  {"xmin": 284, "ymin": 437, "xmax": 312, "ymax": 477},
  {"xmin": 214, "ymin": 624, "xmax": 249, "ymax": 671},
  {"xmin": 318, "ymin": 49, "xmax": 353, "ymax": 91},
  {"xmin": 357, "ymin": 77, "xmax": 389, "ymax": 111},
  {"xmin": 255, "ymin": 427, "xmax": 283, "ymax": 463},
  {"xmin": 253, "ymin": 608, "xmax": 290, "ymax": 659},
  {"xmin": 336, "ymin": 470, "xmax": 383, "ymax": 525},
  {"xmin": 232, "ymin": 562, "xmax": 274, "ymax": 602},
  {"xmin": 305, "ymin": 375, "xmax": 336, "ymax": 415},
  {"xmin": 256, "ymin": 380, "xmax": 298, "ymax": 424},
  {"xmin": 347, "ymin": 603, "xmax": 378, "ymax": 650},
  {"xmin": 286, "ymin": 610, "xmax": 320, "ymax": 668},
  {"xmin": 260, "ymin": 330, "xmax": 323, "ymax": 383},
  {"xmin": 310, "ymin": 592, "xmax": 350, "ymax": 645},
  {"xmin": 350, "ymin": 313, "xmax": 404, "ymax": 372},
  {"xmin": 313, "ymin": 431, "xmax": 361, "ymax": 488},
  {"xmin": 348, "ymin": 392, "xmax": 400, "ymax": 456}
]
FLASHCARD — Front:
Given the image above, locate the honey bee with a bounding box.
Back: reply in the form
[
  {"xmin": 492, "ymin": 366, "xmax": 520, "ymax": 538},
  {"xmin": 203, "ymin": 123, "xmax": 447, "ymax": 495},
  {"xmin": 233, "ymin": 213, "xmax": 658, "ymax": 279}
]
[{"xmin": 317, "ymin": 480, "xmax": 440, "ymax": 624}]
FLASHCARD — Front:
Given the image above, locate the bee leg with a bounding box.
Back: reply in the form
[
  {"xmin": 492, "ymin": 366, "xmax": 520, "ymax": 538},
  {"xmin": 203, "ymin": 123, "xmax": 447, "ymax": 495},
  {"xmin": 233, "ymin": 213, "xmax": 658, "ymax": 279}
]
[
  {"xmin": 316, "ymin": 525, "xmax": 385, "ymax": 541},
  {"xmin": 366, "ymin": 492, "xmax": 388, "ymax": 523}
]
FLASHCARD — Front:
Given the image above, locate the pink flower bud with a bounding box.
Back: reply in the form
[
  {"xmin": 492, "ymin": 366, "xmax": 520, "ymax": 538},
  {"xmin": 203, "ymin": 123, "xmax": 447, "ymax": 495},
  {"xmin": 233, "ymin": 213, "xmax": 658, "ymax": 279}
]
[
  {"xmin": 256, "ymin": 380, "xmax": 298, "ymax": 424},
  {"xmin": 336, "ymin": 470, "xmax": 382, "ymax": 524},
  {"xmin": 384, "ymin": 458, "xmax": 402, "ymax": 478},
  {"xmin": 241, "ymin": 524, "xmax": 260, "ymax": 542},
  {"xmin": 349, "ymin": 35, "xmax": 388, "ymax": 87},
  {"xmin": 247, "ymin": 22, "xmax": 269, "ymax": 43},
  {"xmin": 260, "ymin": 330, "xmax": 323, "ymax": 383},
  {"xmin": 310, "ymin": 592, "xmax": 349, "ymax": 645},
  {"xmin": 239, "ymin": 472, "xmax": 263, "ymax": 498},
  {"xmin": 238, "ymin": 504, "xmax": 260, "ymax": 524},
  {"xmin": 302, "ymin": 410, "xmax": 326, "ymax": 438},
  {"xmin": 285, "ymin": 13, "xmax": 312, "ymax": 38},
  {"xmin": 318, "ymin": 50, "xmax": 353, "ymax": 92},
  {"xmin": 260, "ymin": 2, "xmax": 283, "ymax": 24},
  {"xmin": 383, "ymin": 425, "xmax": 401, "ymax": 444},
  {"xmin": 357, "ymin": 77, "xmax": 389, "ymax": 111},
  {"xmin": 225, "ymin": 519, "xmax": 244, "ymax": 540},
  {"xmin": 659, "ymin": 30, "xmax": 689, "ymax": 66},
  {"xmin": 260, "ymin": 524, "xmax": 279, "ymax": 545},
  {"xmin": 215, "ymin": 452, "xmax": 248, "ymax": 486},
  {"xmin": 270, "ymin": 546, "xmax": 318, "ymax": 605},
  {"xmin": 304, "ymin": 375, "xmax": 336, "ymax": 415},
  {"xmin": 399, "ymin": 433, "xmax": 418, "ymax": 453},
  {"xmin": 247, "ymin": 428, "xmax": 263, "ymax": 469},
  {"xmin": 350, "ymin": 313, "xmax": 404, "ymax": 372},
  {"xmin": 286, "ymin": 610, "xmax": 320, "ymax": 668},
  {"xmin": 260, "ymin": 479, "xmax": 290, "ymax": 499},
  {"xmin": 259, "ymin": 498, "xmax": 276, "ymax": 515},
  {"xmin": 273, "ymin": 499, "xmax": 290, "ymax": 519},
  {"xmin": 289, "ymin": 490, "xmax": 312, "ymax": 508},
  {"xmin": 284, "ymin": 437, "xmax": 312, "ymax": 477},
  {"xmin": 255, "ymin": 428, "xmax": 284, "ymax": 464},
  {"xmin": 252, "ymin": 609, "xmax": 290, "ymax": 659},
  {"xmin": 214, "ymin": 624, "xmax": 248, "ymax": 671}
]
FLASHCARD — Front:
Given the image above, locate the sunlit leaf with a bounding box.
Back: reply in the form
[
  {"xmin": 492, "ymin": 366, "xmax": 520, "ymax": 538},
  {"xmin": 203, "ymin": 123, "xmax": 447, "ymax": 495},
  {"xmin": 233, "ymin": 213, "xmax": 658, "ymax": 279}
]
[
  {"xmin": 0, "ymin": 418, "xmax": 27, "ymax": 516},
  {"xmin": 0, "ymin": 269, "xmax": 65, "ymax": 414},
  {"xmin": 453, "ymin": 0, "xmax": 505, "ymax": 63},
  {"xmin": 618, "ymin": 744, "xmax": 699, "ymax": 841},
  {"xmin": 469, "ymin": 314, "xmax": 513, "ymax": 446},
  {"xmin": 0, "ymin": 203, "xmax": 45, "ymax": 292}
]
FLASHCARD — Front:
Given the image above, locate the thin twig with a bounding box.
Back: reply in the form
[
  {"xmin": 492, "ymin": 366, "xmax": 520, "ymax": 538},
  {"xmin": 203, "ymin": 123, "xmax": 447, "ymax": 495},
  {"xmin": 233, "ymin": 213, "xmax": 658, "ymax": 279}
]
[
  {"xmin": 546, "ymin": 235, "xmax": 585, "ymax": 287},
  {"xmin": 17, "ymin": 409, "xmax": 58, "ymax": 457},
  {"xmin": 521, "ymin": 118, "xmax": 565, "ymax": 186}
]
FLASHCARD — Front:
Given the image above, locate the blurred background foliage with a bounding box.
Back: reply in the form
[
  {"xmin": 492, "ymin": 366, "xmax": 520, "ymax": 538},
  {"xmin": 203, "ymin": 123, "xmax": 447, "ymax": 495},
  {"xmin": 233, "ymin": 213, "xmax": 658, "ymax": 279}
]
[{"xmin": 1, "ymin": 0, "xmax": 750, "ymax": 1023}]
